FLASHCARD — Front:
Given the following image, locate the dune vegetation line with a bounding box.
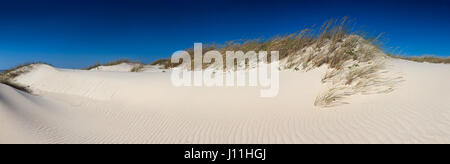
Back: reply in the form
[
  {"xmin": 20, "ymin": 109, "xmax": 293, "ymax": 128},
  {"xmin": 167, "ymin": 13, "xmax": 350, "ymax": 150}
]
[{"xmin": 1, "ymin": 17, "xmax": 449, "ymax": 106}]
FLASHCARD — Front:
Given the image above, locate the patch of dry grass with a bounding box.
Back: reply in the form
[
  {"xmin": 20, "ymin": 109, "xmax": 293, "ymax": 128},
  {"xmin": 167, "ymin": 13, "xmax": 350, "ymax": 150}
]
[
  {"xmin": 103, "ymin": 59, "xmax": 133, "ymax": 66},
  {"xmin": 345, "ymin": 62, "xmax": 382, "ymax": 85},
  {"xmin": 83, "ymin": 62, "xmax": 102, "ymax": 70},
  {"xmin": 148, "ymin": 17, "xmax": 395, "ymax": 108},
  {"xmin": 0, "ymin": 79, "xmax": 31, "ymax": 93},
  {"xmin": 131, "ymin": 64, "xmax": 144, "ymax": 72},
  {"xmin": 314, "ymin": 87, "xmax": 351, "ymax": 107},
  {"xmin": 162, "ymin": 17, "xmax": 353, "ymax": 70},
  {"xmin": 1, "ymin": 62, "xmax": 49, "ymax": 80},
  {"xmin": 161, "ymin": 17, "xmax": 384, "ymax": 73},
  {"xmin": 316, "ymin": 59, "xmax": 402, "ymax": 108},
  {"xmin": 0, "ymin": 62, "xmax": 46, "ymax": 93},
  {"xmin": 83, "ymin": 59, "xmax": 143, "ymax": 70},
  {"xmin": 389, "ymin": 55, "xmax": 450, "ymax": 64},
  {"xmin": 150, "ymin": 59, "xmax": 170, "ymax": 66}
]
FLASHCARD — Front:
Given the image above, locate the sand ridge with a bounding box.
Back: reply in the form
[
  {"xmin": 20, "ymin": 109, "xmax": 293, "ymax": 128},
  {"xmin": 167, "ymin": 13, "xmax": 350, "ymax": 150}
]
[{"xmin": 1, "ymin": 59, "xmax": 450, "ymax": 143}]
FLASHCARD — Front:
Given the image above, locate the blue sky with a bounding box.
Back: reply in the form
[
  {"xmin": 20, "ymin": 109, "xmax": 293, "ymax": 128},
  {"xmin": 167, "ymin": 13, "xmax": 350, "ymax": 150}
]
[{"xmin": 1, "ymin": 0, "xmax": 450, "ymax": 69}]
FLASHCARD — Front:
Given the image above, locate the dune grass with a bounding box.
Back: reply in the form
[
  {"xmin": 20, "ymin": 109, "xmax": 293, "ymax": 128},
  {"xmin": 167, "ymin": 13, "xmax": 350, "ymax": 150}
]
[
  {"xmin": 314, "ymin": 87, "xmax": 350, "ymax": 107},
  {"xmin": 83, "ymin": 62, "xmax": 102, "ymax": 70},
  {"xmin": 1, "ymin": 62, "xmax": 49, "ymax": 79},
  {"xmin": 1, "ymin": 17, "xmax": 425, "ymax": 107},
  {"xmin": 131, "ymin": 64, "xmax": 144, "ymax": 72},
  {"xmin": 150, "ymin": 59, "xmax": 171, "ymax": 69},
  {"xmin": 149, "ymin": 17, "xmax": 396, "ymax": 107},
  {"xmin": 0, "ymin": 79, "xmax": 31, "ymax": 93},
  {"xmin": 161, "ymin": 17, "xmax": 381, "ymax": 71},
  {"xmin": 388, "ymin": 55, "xmax": 450, "ymax": 64},
  {"xmin": 0, "ymin": 62, "xmax": 47, "ymax": 93},
  {"xmin": 82, "ymin": 59, "xmax": 143, "ymax": 70}
]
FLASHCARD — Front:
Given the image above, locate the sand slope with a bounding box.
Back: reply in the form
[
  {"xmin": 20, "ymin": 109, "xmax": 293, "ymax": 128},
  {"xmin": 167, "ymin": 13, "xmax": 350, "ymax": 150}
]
[
  {"xmin": 90, "ymin": 63, "xmax": 138, "ymax": 72},
  {"xmin": 1, "ymin": 59, "xmax": 450, "ymax": 143}
]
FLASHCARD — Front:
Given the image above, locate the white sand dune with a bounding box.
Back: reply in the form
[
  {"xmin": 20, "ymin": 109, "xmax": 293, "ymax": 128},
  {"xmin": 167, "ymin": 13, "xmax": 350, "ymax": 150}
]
[
  {"xmin": 90, "ymin": 63, "xmax": 138, "ymax": 72},
  {"xmin": 1, "ymin": 59, "xmax": 450, "ymax": 144},
  {"xmin": 142, "ymin": 65, "xmax": 167, "ymax": 73},
  {"xmin": 89, "ymin": 63, "xmax": 167, "ymax": 73}
]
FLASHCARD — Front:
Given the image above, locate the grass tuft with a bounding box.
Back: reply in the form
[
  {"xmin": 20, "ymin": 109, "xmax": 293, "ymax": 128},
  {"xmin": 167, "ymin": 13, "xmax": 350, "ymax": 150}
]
[{"xmin": 131, "ymin": 64, "xmax": 144, "ymax": 72}]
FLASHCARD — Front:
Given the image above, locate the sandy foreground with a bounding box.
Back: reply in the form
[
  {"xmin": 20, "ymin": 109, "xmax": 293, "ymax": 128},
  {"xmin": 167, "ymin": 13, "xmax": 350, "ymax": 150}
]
[{"xmin": 1, "ymin": 59, "xmax": 450, "ymax": 144}]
